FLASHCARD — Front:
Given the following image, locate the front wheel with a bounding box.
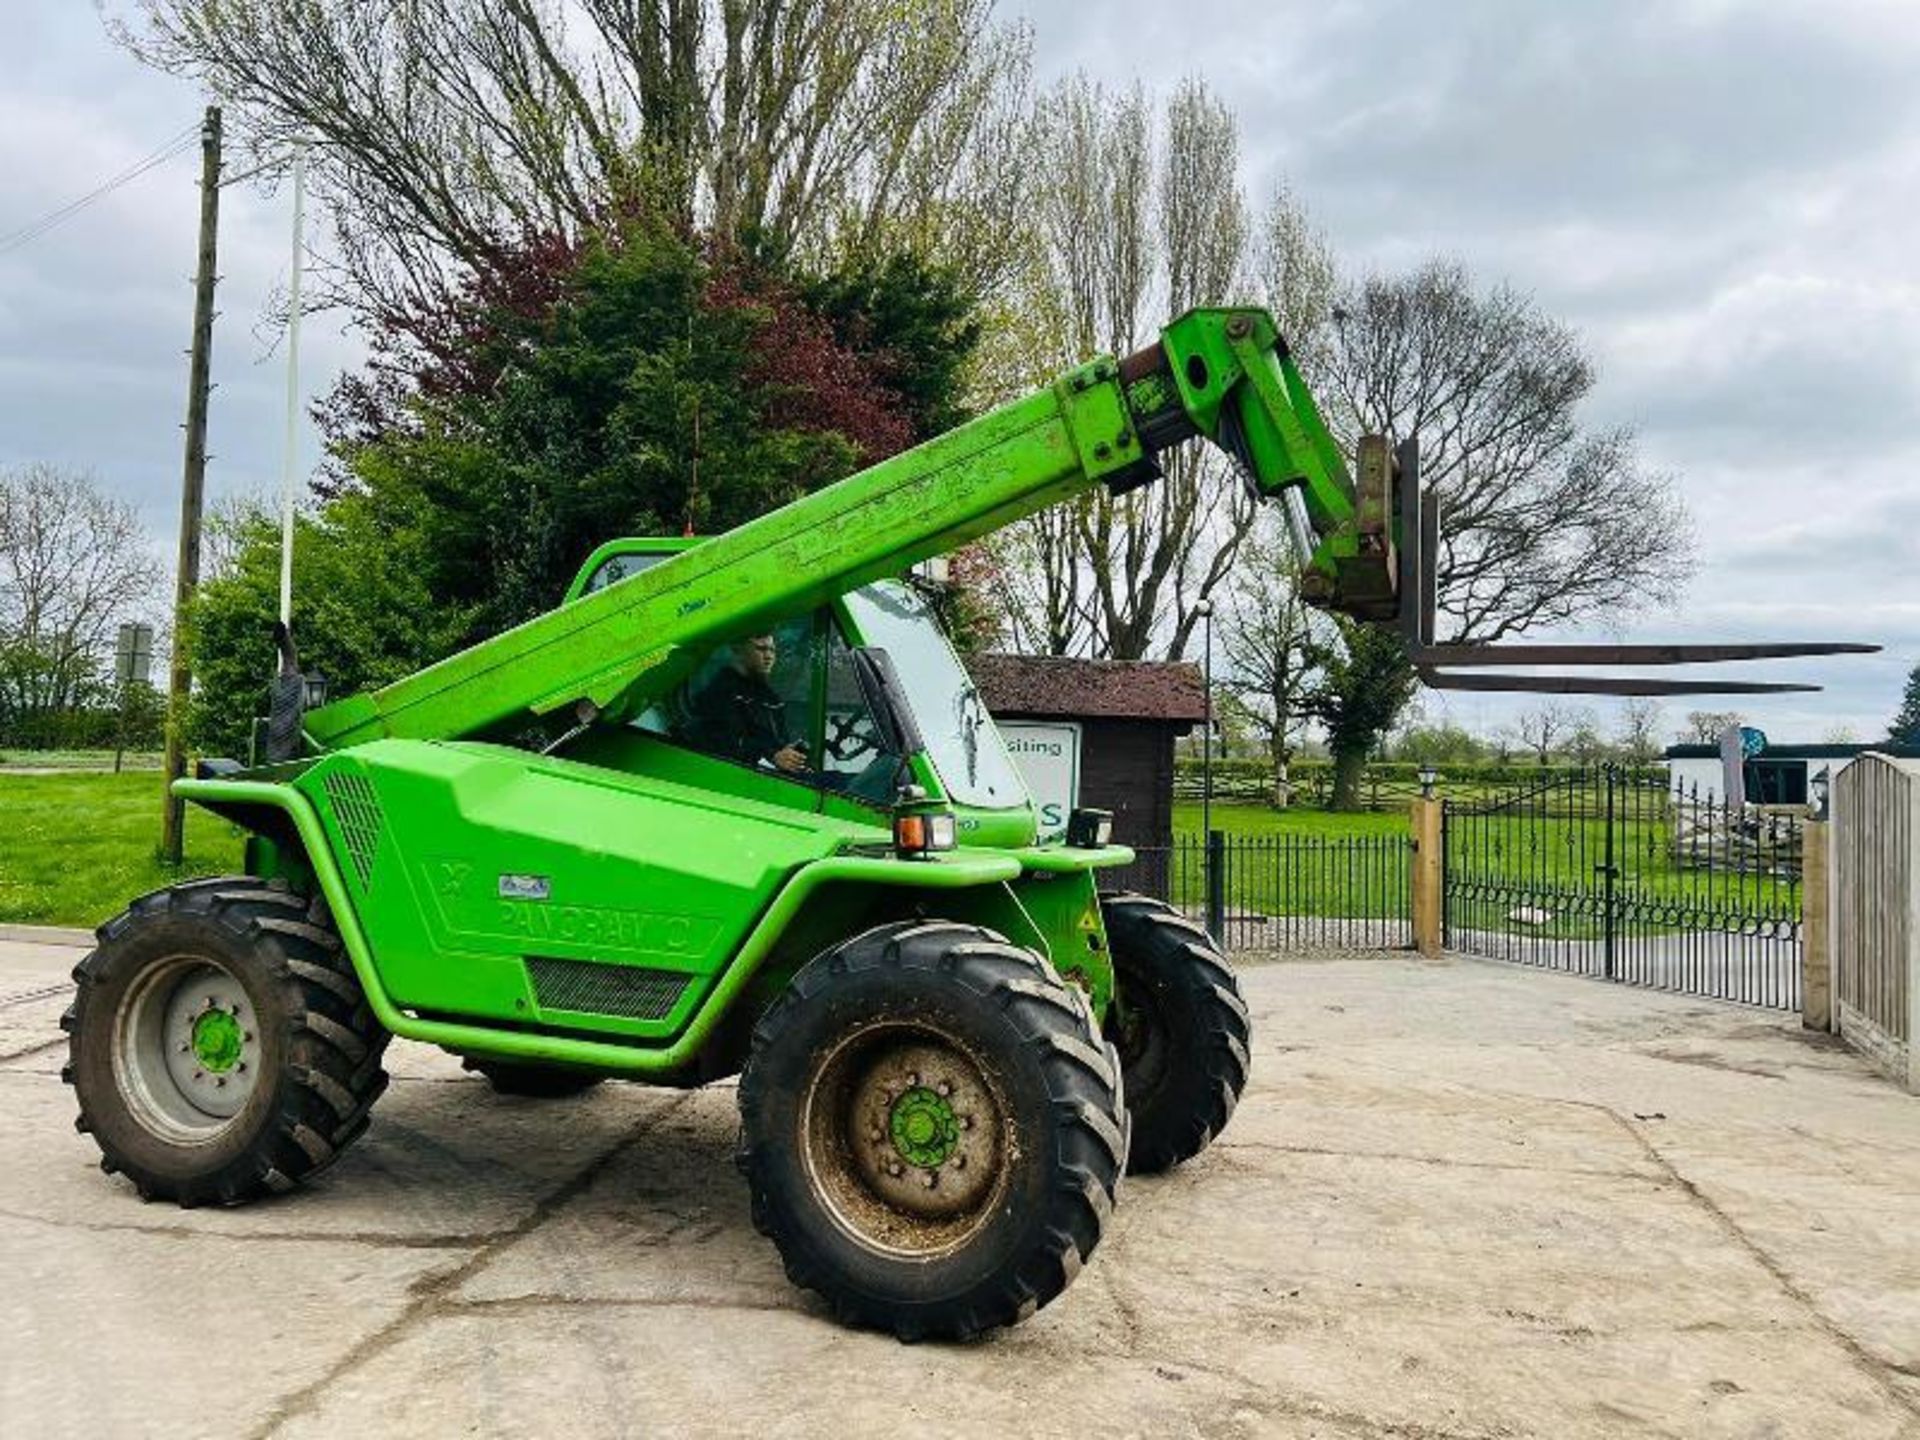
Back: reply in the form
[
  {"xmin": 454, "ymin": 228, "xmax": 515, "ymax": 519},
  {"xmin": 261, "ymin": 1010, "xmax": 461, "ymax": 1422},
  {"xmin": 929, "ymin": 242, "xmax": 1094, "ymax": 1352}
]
[
  {"xmin": 1101, "ymin": 892, "xmax": 1250, "ymax": 1174},
  {"xmin": 736, "ymin": 921, "xmax": 1126, "ymax": 1341},
  {"xmin": 65, "ymin": 878, "xmax": 390, "ymax": 1205}
]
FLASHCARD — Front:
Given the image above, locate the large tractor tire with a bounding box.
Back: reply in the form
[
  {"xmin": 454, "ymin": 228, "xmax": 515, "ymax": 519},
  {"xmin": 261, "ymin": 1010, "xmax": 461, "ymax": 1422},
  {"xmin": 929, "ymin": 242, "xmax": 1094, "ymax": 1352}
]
[
  {"xmin": 461, "ymin": 1057, "xmax": 606, "ymax": 1098},
  {"xmin": 64, "ymin": 878, "xmax": 390, "ymax": 1205},
  {"xmin": 736, "ymin": 921, "xmax": 1126, "ymax": 1341},
  {"xmin": 1100, "ymin": 892, "xmax": 1250, "ymax": 1174}
]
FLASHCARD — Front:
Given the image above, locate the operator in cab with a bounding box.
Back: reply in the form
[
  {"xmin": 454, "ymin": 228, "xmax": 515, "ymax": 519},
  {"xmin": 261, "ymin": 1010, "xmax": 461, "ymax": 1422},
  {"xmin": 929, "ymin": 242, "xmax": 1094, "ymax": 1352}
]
[{"xmin": 690, "ymin": 634, "xmax": 810, "ymax": 775}]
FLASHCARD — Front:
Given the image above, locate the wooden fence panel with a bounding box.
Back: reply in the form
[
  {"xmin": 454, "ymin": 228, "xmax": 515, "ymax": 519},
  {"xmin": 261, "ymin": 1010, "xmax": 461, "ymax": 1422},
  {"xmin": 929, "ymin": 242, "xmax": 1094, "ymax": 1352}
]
[{"xmin": 1833, "ymin": 754, "xmax": 1917, "ymax": 1088}]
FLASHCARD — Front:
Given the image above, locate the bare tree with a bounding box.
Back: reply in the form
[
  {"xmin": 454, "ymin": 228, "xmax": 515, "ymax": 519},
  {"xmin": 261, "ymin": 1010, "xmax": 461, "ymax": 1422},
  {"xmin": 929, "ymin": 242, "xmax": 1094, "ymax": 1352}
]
[
  {"xmin": 0, "ymin": 464, "xmax": 164, "ymax": 726},
  {"xmin": 1564, "ymin": 710, "xmax": 1607, "ymax": 765},
  {"xmin": 200, "ymin": 492, "xmax": 273, "ymax": 584},
  {"xmin": 1218, "ymin": 517, "xmax": 1324, "ymax": 804},
  {"xmin": 1515, "ymin": 702, "xmax": 1589, "ymax": 766},
  {"xmin": 1319, "ymin": 261, "xmax": 1694, "ymax": 643},
  {"xmin": 113, "ymin": 0, "xmax": 1034, "ymax": 319},
  {"xmin": 1680, "ymin": 709, "xmax": 1748, "ymax": 745},
  {"xmin": 992, "ymin": 77, "xmax": 1333, "ymax": 661},
  {"xmin": 1615, "ymin": 698, "xmax": 1664, "ymax": 765}
]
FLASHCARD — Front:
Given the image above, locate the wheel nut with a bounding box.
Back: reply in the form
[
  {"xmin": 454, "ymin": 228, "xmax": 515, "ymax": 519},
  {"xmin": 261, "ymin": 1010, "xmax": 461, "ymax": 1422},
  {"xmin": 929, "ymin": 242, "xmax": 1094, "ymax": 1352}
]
[
  {"xmin": 959, "ymin": 1116, "xmax": 973, "ymax": 1130},
  {"xmin": 922, "ymin": 1171, "xmax": 937, "ymax": 1189},
  {"xmin": 907, "ymin": 1072, "xmax": 919, "ymax": 1087},
  {"xmin": 215, "ymin": 1077, "xmax": 226, "ymax": 1088},
  {"xmin": 953, "ymin": 1155, "xmax": 967, "ymax": 1171},
  {"xmin": 936, "ymin": 1081, "xmax": 951, "ymax": 1097},
  {"xmin": 869, "ymin": 1128, "xmax": 884, "ymax": 1143}
]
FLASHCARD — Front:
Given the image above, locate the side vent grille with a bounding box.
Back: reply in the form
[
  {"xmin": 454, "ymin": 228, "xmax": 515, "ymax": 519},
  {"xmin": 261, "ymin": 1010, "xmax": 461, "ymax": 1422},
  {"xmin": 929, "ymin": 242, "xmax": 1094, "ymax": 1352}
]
[
  {"xmin": 323, "ymin": 770, "xmax": 384, "ymax": 889},
  {"xmin": 526, "ymin": 956, "xmax": 690, "ymax": 1021}
]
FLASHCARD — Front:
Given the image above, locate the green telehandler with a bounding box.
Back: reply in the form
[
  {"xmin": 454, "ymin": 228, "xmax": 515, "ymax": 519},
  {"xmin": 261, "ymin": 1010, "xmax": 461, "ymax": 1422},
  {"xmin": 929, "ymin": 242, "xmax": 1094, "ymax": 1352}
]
[{"xmin": 63, "ymin": 306, "xmax": 1866, "ymax": 1339}]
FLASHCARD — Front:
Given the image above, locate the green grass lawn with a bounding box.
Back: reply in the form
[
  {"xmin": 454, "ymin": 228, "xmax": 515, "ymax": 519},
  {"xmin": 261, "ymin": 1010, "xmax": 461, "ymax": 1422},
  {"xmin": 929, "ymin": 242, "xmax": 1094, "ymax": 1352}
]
[
  {"xmin": 0, "ymin": 772, "xmax": 244, "ymax": 927},
  {"xmin": 1162, "ymin": 801, "xmax": 1410, "ymax": 917},
  {"xmin": 0, "ymin": 749, "xmax": 164, "ymax": 772},
  {"xmin": 1174, "ymin": 800, "xmax": 1405, "ymax": 841}
]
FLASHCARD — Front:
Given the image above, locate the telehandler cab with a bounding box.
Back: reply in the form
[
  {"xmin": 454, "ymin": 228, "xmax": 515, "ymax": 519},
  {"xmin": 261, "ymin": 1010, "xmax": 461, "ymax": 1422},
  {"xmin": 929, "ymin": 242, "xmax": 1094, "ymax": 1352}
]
[{"xmin": 64, "ymin": 307, "xmax": 1867, "ymax": 1339}]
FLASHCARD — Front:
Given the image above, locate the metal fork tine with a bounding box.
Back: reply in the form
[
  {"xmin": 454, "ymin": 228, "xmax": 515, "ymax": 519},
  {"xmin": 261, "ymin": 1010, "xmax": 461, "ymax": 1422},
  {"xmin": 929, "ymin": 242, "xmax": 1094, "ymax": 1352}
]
[{"xmin": 1417, "ymin": 669, "xmax": 1824, "ymax": 696}]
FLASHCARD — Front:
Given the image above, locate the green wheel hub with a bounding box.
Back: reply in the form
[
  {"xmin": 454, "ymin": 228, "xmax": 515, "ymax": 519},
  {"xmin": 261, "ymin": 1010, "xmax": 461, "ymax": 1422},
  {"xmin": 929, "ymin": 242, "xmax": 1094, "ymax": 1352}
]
[
  {"xmin": 888, "ymin": 1085, "xmax": 960, "ymax": 1169},
  {"xmin": 191, "ymin": 1007, "xmax": 244, "ymax": 1074},
  {"xmin": 112, "ymin": 955, "xmax": 263, "ymax": 1136}
]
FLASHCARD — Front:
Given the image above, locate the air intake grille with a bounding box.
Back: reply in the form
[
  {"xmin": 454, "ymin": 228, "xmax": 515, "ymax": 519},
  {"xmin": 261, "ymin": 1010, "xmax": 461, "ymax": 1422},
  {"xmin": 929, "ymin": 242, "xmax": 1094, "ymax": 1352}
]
[
  {"xmin": 323, "ymin": 770, "xmax": 384, "ymax": 888},
  {"xmin": 526, "ymin": 956, "xmax": 690, "ymax": 1021}
]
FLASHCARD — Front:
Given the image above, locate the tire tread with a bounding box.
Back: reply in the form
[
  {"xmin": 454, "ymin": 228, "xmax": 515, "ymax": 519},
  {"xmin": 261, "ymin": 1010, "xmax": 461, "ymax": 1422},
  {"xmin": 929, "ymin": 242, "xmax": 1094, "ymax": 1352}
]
[
  {"xmin": 65, "ymin": 877, "xmax": 389, "ymax": 1206},
  {"xmin": 737, "ymin": 920, "xmax": 1125, "ymax": 1341}
]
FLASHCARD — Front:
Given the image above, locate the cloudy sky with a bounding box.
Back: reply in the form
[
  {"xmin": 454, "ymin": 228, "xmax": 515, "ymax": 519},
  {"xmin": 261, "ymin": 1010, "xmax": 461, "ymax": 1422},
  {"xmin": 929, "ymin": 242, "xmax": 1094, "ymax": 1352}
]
[{"xmin": 4, "ymin": 1, "xmax": 1916, "ymax": 745}]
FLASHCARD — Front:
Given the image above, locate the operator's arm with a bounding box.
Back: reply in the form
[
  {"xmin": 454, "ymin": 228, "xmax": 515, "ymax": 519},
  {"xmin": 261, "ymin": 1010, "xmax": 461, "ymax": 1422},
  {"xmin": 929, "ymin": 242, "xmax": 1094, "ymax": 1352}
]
[{"xmin": 689, "ymin": 670, "xmax": 809, "ymax": 773}]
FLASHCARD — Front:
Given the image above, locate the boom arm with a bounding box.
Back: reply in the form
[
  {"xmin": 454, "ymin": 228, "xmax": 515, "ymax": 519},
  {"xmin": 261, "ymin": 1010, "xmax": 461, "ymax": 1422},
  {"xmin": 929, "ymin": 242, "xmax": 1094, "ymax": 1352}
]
[
  {"xmin": 302, "ymin": 305, "xmax": 1869, "ymax": 750},
  {"xmin": 305, "ymin": 308, "xmax": 1358, "ymax": 749}
]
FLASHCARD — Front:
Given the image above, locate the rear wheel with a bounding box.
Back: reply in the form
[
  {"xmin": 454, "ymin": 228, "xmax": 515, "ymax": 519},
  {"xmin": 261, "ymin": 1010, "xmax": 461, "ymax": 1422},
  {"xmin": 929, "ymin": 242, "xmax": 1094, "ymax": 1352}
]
[
  {"xmin": 462, "ymin": 1058, "xmax": 605, "ymax": 1097},
  {"xmin": 737, "ymin": 921, "xmax": 1126, "ymax": 1341},
  {"xmin": 65, "ymin": 878, "xmax": 390, "ymax": 1205},
  {"xmin": 1100, "ymin": 892, "xmax": 1250, "ymax": 1174}
]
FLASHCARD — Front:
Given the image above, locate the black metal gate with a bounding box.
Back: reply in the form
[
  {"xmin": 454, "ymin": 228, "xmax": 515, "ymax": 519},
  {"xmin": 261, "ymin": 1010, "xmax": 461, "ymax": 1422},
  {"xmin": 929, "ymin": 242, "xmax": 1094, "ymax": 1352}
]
[{"xmin": 1443, "ymin": 765, "xmax": 1803, "ymax": 1010}]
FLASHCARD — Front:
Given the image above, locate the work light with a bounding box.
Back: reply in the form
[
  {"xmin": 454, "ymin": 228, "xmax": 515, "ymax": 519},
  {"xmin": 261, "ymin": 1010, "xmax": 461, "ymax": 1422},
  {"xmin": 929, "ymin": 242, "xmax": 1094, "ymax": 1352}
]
[
  {"xmin": 894, "ymin": 810, "xmax": 958, "ymax": 857},
  {"xmin": 1067, "ymin": 808, "xmax": 1113, "ymax": 848}
]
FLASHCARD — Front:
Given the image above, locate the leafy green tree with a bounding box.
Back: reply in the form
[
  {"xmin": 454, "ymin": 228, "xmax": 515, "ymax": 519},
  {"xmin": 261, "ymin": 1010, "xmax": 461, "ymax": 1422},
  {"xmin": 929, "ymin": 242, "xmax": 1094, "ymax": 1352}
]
[
  {"xmin": 189, "ymin": 505, "xmax": 473, "ymax": 756},
  {"xmin": 1390, "ymin": 722, "xmax": 1489, "ymax": 766},
  {"xmin": 1306, "ymin": 621, "xmax": 1419, "ymax": 811},
  {"xmin": 801, "ymin": 250, "xmax": 982, "ymax": 441},
  {"xmin": 192, "ymin": 223, "xmax": 977, "ymax": 749},
  {"xmin": 1890, "ymin": 664, "xmax": 1920, "ymax": 747}
]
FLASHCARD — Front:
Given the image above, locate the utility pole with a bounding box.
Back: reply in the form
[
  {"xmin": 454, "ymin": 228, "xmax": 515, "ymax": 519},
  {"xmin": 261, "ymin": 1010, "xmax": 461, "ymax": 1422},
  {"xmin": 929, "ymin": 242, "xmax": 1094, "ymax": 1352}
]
[{"xmin": 161, "ymin": 105, "xmax": 222, "ymax": 864}]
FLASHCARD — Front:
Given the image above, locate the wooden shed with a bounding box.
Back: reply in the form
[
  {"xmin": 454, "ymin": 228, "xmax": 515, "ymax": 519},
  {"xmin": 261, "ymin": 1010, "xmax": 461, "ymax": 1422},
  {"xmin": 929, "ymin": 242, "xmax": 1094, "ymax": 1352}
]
[{"xmin": 967, "ymin": 654, "xmax": 1207, "ymax": 851}]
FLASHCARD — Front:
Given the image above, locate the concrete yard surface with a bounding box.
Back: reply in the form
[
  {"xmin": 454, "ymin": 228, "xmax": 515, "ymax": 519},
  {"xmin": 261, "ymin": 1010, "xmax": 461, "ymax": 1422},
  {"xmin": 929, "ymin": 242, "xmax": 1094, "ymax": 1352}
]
[{"xmin": 4, "ymin": 938, "xmax": 1919, "ymax": 1439}]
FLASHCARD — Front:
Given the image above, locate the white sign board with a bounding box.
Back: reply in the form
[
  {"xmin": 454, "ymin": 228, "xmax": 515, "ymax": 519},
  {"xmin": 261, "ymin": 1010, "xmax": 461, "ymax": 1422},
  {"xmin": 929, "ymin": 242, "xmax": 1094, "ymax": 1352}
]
[{"xmin": 1000, "ymin": 722, "xmax": 1081, "ymax": 840}]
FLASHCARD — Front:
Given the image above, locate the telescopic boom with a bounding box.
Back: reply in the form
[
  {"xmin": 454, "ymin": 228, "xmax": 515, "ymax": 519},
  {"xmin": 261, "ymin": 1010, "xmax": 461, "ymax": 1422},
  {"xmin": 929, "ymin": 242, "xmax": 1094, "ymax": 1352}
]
[{"xmin": 301, "ymin": 306, "xmax": 1868, "ymax": 751}]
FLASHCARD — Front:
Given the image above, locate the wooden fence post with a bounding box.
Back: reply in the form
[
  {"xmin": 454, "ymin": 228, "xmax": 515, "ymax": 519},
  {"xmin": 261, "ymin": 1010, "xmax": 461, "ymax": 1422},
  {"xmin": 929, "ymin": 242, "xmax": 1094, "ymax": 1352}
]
[
  {"xmin": 1802, "ymin": 818, "xmax": 1832, "ymax": 1031},
  {"xmin": 1411, "ymin": 796, "xmax": 1444, "ymax": 958}
]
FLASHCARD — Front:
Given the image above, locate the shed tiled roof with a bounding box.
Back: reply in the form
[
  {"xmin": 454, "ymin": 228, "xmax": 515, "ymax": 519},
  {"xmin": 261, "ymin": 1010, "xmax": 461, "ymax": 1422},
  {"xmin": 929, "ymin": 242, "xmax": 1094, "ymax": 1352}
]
[{"xmin": 967, "ymin": 652, "xmax": 1207, "ymax": 723}]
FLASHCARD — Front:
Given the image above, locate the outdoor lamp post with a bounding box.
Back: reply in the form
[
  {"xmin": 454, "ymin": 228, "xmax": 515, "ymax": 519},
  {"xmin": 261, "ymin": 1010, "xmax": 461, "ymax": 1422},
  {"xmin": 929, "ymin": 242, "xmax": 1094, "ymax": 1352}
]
[
  {"xmin": 1196, "ymin": 597, "xmax": 1223, "ymax": 944},
  {"xmin": 1809, "ymin": 765, "xmax": 1831, "ymax": 821},
  {"xmin": 1197, "ymin": 598, "xmax": 1214, "ymax": 842},
  {"xmin": 1419, "ymin": 764, "xmax": 1438, "ymax": 799}
]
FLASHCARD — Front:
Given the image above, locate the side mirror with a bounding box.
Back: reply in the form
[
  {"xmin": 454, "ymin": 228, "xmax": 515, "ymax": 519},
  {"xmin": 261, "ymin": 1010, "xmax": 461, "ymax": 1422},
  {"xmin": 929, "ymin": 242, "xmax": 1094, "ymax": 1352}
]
[
  {"xmin": 265, "ymin": 621, "xmax": 308, "ymax": 763},
  {"xmin": 851, "ymin": 646, "xmax": 926, "ymax": 764}
]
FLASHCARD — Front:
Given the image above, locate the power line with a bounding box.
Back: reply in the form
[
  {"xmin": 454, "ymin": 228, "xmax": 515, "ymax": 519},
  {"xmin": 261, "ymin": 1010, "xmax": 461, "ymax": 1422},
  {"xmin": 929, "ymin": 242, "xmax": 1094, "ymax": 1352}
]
[{"xmin": 0, "ymin": 121, "xmax": 203, "ymax": 256}]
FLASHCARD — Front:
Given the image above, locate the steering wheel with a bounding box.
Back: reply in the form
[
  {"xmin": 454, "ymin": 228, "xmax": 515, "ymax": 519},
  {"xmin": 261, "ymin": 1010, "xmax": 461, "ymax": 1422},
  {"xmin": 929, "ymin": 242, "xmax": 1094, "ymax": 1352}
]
[{"xmin": 826, "ymin": 709, "xmax": 884, "ymax": 763}]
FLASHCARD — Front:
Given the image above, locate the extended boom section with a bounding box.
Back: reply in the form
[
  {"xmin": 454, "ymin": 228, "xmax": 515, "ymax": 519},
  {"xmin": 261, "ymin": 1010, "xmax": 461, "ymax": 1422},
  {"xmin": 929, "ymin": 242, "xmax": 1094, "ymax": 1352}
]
[
  {"xmin": 301, "ymin": 302, "xmax": 1871, "ymax": 745},
  {"xmin": 305, "ymin": 309, "xmax": 1352, "ymax": 748},
  {"xmin": 307, "ymin": 378, "xmax": 1129, "ymax": 746}
]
